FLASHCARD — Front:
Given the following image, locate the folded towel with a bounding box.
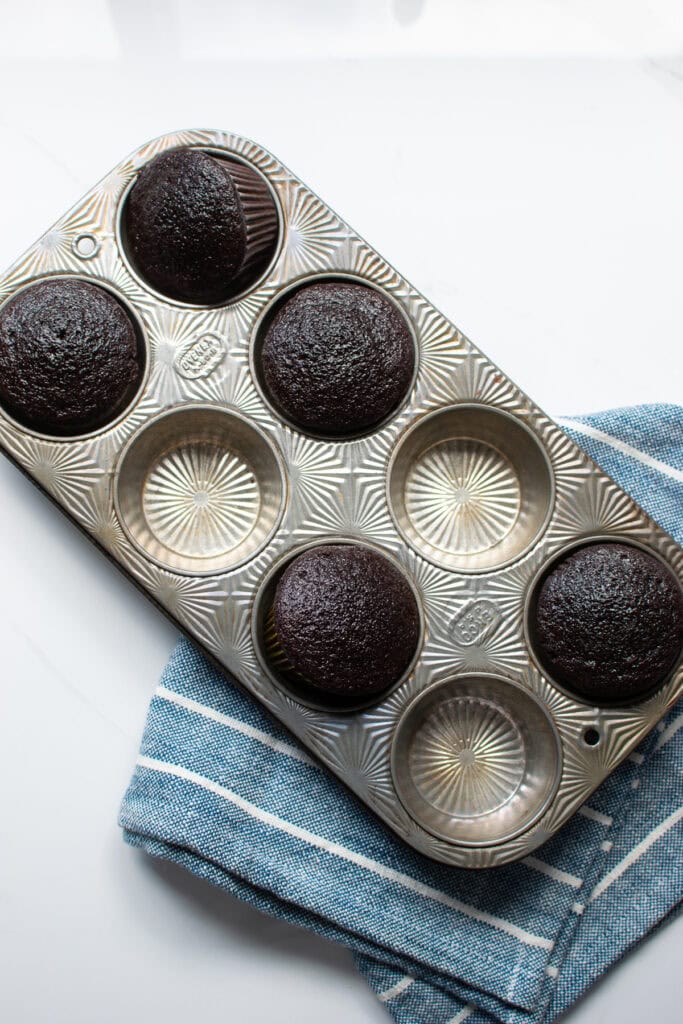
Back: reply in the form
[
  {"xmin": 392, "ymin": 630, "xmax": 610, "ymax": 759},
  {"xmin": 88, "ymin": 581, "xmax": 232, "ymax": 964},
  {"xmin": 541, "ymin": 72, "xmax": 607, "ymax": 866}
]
[{"xmin": 120, "ymin": 404, "xmax": 683, "ymax": 1024}]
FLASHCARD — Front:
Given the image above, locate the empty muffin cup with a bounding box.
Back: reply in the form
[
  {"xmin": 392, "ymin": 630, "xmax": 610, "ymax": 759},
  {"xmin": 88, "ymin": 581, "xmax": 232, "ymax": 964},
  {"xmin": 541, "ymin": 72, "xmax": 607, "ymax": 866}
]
[
  {"xmin": 392, "ymin": 674, "xmax": 562, "ymax": 846},
  {"xmin": 388, "ymin": 404, "xmax": 554, "ymax": 572},
  {"xmin": 115, "ymin": 406, "xmax": 285, "ymax": 575}
]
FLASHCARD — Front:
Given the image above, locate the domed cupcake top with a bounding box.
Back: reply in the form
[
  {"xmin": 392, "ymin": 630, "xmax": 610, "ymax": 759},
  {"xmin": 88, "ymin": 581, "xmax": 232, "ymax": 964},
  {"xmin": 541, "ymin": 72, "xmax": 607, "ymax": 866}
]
[
  {"xmin": 0, "ymin": 278, "xmax": 143, "ymax": 436},
  {"xmin": 123, "ymin": 147, "xmax": 278, "ymax": 305},
  {"xmin": 532, "ymin": 542, "xmax": 683, "ymax": 703},
  {"xmin": 260, "ymin": 281, "xmax": 415, "ymax": 436},
  {"xmin": 273, "ymin": 544, "xmax": 420, "ymax": 698}
]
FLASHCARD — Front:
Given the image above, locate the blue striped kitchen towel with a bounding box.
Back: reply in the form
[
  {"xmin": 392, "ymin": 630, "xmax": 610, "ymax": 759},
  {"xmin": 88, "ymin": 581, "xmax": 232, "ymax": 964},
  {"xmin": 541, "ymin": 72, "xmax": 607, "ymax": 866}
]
[{"xmin": 120, "ymin": 404, "xmax": 683, "ymax": 1024}]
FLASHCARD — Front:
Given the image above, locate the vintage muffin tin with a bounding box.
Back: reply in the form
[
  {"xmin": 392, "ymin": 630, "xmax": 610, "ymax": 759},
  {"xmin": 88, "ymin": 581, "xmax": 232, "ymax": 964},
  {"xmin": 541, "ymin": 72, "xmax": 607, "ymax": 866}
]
[{"xmin": 1, "ymin": 129, "xmax": 681, "ymax": 868}]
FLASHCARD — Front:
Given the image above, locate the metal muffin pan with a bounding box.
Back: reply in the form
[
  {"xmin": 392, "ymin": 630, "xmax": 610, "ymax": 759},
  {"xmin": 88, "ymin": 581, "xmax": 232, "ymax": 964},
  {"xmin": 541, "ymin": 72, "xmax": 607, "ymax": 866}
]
[{"xmin": 0, "ymin": 129, "xmax": 681, "ymax": 868}]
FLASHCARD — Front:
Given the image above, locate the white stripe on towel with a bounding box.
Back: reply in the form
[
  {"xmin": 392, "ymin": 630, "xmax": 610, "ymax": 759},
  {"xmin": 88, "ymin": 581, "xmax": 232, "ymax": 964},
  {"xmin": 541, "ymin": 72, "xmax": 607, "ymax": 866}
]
[
  {"xmin": 523, "ymin": 857, "xmax": 583, "ymax": 889},
  {"xmin": 655, "ymin": 712, "xmax": 683, "ymax": 751},
  {"xmin": 577, "ymin": 806, "xmax": 613, "ymax": 827},
  {"xmin": 155, "ymin": 685, "xmax": 316, "ymax": 767},
  {"xmin": 590, "ymin": 806, "xmax": 683, "ymax": 902},
  {"xmin": 557, "ymin": 418, "xmax": 683, "ymax": 484},
  {"xmin": 378, "ymin": 975, "xmax": 415, "ymax": 1003},
  {"xmin": 137, "ymin": 755, "xmax": 554, "ymax": 950}
]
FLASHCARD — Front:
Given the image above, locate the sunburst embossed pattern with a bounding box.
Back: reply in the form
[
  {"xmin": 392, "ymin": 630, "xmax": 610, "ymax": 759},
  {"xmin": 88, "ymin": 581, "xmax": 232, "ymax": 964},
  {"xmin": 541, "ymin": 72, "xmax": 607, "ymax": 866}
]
[
  {"xmin": 278, "ymin": 184, "xmax": 346, "ymax": 277},
  {"xmin": 405, "ymin": 438, "xmax": 521, "ymax": 555},
  {"xmin": 389, "ymin": 405, "xmax": 553, "ymax": 573},
  {"xmin": 411, "ymin": 697, "xmax": 525, "ymax": 817},
  {"xmin": 143, "ymin": 441, "xmax": 260, "ymax": 559},
  {"xmin": 392, "ymin": 675, "xmax": 561, "ymax": 846},
  {"xmin": 8, "ymin": 436, "xmax": 103, "ymax": 513},
  {"xmin": 116, "ymin": 406, "xmax": 284, "ymax": 575}
]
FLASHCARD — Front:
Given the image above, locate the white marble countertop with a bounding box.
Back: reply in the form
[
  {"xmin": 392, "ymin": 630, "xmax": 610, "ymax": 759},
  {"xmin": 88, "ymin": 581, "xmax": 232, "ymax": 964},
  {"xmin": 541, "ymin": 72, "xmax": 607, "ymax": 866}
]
[{"xmin": 1, "ymin": 3, "xmax": 682, "ymax": 1021}]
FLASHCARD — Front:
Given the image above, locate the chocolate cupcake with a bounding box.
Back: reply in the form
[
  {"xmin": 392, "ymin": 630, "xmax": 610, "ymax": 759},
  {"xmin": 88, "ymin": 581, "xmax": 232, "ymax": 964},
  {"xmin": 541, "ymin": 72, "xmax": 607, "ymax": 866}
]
[
  {"xmin": 532, "ymin": 542, "xmax": 683, "ymax": 703},
  {"xmin": 260, "ymin": 281, "xmax": 415, "ymax": 435},
  {"xmin": 272, "ymin": 544, "xmax": 420, "ymax": 698},
  {"xmin": 123, "ymin": 148, "xmax": 278, "ymax": 305},
  {"xmin": 0, "ymin": 278, "xmax": 144, "ymax": 436}
]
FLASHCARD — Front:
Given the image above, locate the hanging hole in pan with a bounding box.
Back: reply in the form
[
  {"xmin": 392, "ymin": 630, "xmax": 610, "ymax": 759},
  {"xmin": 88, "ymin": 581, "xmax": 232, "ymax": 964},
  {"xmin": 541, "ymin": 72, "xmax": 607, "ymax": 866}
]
[
  {"xmin": 582, "ymin": 727, "xmax": 601, "ymax": 747},
  {"xmin": 72, "ymin": 233, "xmax": 100, "ymax": 260}
]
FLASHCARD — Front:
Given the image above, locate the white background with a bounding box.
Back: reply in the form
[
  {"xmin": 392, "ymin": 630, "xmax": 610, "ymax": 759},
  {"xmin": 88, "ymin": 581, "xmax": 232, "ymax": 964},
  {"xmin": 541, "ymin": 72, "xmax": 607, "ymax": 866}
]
[{"xmin": 1, "ymin": 2, "xmax": 682, "ymax": 1022}]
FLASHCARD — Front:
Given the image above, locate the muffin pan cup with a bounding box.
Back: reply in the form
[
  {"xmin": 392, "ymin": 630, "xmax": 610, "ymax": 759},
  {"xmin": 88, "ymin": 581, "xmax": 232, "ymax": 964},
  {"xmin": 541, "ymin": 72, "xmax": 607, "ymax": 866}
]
[
  {"xmin": 114, "ymin": 404, "xmax": 286, "ymax": 576},
  {"xmin": 0, "ymin": 129, "xmax": 681, "ymax": 868},
  {"xmin": 251, "ymin": 536, "xmax": 426, "ymax": 714},
  {"xmin": 391, "ymin": 674, "xmax": 562, "ymax": 847},
  {"xmin": 0, "ymin": 274, "xmax": 150, "ymax": 441},
  {"xmin": 249, "ymin": 272, "xmax": 420, "ymax": 441},
  {"xmin": 116, "ymin": 146, "xmax": 283, "ymax": 309},
  {"xmin": 524, "ymin": 535, "xmax": 683, "ymax": 708}
]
